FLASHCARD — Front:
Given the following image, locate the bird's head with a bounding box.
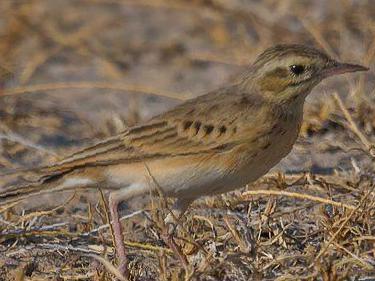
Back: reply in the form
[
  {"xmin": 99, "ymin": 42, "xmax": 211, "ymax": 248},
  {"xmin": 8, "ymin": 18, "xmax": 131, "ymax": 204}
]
[{"xmin": 242, "ymin": 44, "xmax": 368, "ymax": 103}]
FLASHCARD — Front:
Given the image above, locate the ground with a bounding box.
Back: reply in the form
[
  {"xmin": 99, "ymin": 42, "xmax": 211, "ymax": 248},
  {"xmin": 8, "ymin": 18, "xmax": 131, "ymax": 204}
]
[{"xmin": 0, "ymin": 1, "xmax": 374, "ymax": 280}]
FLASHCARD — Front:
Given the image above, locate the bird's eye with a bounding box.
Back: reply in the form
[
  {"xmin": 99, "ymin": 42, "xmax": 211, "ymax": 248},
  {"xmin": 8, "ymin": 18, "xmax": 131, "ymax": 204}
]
[{"xmin": 289, "ymin": 65, "xmax": 305, "ymax": 75}]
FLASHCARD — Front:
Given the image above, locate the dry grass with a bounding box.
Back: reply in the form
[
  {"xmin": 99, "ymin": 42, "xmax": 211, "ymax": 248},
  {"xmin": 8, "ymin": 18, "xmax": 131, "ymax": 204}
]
[{"xmin": 0, "ymin": 0, "xmax": 374, "ymax": 280}]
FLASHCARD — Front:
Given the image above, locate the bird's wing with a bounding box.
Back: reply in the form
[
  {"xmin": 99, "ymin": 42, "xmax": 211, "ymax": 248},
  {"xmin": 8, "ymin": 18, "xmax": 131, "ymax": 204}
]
[
  {"xmin": 47, "ymin": 118, "xmax": 236, "ymax": 169},
  {"xmin": 40, "ymin": 86, "xmax": 256, "ymax": 179}
]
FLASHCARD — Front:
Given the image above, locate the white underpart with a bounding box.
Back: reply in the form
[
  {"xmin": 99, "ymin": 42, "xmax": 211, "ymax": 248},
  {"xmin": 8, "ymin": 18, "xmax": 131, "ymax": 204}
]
[
  {"xmin": 109, "ymin": 183, "xmax": 147, "ymax": 202},
  {"xmin": 58, "ymin": 177, "xmax": 95, "ymax": 189}
]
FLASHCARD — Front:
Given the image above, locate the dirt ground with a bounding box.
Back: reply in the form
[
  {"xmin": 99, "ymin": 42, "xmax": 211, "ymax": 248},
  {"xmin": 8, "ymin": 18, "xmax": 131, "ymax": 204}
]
[{"xmin": 0, "ymin": 1, "xmax": 374, "ymax": 280}]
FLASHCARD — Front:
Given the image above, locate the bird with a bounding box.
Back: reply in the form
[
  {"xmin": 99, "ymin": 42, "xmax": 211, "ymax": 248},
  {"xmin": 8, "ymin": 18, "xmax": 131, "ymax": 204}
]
[{"xmin": 0, "ymin": 44, "xmax": 368, "ymax": 277}]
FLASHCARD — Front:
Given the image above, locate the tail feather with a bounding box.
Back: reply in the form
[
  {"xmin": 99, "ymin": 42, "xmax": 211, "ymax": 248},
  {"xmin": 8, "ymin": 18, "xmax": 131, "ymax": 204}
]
[
  {"xmin": 0, "ymin": 164, "xmax": 95, "ymax": 206},
  {"xmin": 0, "ymin": 136, "xmax": 122, "ymax": 206},
  {"xmin": 0, "ymin": 159, "xmax": 84, "ymax": 205},
  {"xmin": 0, "ymin": 175, "xmax": 99, "ymax": 206},
  {"xmin": 0, "ymin": 181, "xmax": 52, "ymax": 205}
]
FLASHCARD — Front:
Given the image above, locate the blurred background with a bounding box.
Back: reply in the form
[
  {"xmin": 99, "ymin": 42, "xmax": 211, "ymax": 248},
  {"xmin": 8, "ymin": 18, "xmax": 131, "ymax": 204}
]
[{"xmin": 0, "ymin": 1, "xmax": 374, "ymax": 280}]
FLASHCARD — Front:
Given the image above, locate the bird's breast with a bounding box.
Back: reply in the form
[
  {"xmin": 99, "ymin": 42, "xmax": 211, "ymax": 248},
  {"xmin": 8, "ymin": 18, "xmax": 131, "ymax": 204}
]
[{"xmin": 220, "ymin": 112, "xmax": 303, "ymax": 191}]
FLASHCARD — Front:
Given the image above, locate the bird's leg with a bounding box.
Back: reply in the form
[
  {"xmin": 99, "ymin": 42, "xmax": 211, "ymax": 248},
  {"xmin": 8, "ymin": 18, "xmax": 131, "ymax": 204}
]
[
  {"xmin": 164, "ymin": 198, "xmax": 194, "ymax": 234},
  {"xmin": 107, "ymin": 184, "xmax": 149, "ymax": 279},
  {"xmin": 108, "ymin": 193, "xmax": 128, "ymax": 277},
  {"xmin": 162, "ymin": 198, "xmax": 194, "ymax": 269}
]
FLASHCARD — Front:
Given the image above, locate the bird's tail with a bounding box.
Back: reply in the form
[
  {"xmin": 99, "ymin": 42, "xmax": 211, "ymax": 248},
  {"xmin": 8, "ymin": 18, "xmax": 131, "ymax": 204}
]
[
  {"xmin": 0, "ymin": 181, "xmax": 51, "ymax": 206},
  {"xmin": 0, "ymin": 166, "xmax": 43, "ymax": 205},
  {"xmin": 0, "ymin": 174, "xmax": 100, "ymax": 207},
  {"xmin": 0, "ymin": 164, "xmax": 90, "ymax": 206}
]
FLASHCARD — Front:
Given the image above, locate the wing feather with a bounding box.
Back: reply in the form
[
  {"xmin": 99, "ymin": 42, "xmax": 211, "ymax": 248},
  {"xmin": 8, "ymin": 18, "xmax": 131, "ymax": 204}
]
[{"xmin": 40, "ymin": 85, "xmax": 263, "ymax": 178}]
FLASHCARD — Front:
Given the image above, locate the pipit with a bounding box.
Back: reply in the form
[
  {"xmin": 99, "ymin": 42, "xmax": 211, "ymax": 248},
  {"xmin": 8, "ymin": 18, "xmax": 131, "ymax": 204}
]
[{"xmin": 0, "ymin": 44, "xmax": 368, "ymax": 277}]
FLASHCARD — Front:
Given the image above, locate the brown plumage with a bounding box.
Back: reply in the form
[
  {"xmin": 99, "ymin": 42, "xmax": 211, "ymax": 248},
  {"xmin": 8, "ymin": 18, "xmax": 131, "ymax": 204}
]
[{"xmin": 0, "ymin": 44, "xmax": 368, "ymax": 277}]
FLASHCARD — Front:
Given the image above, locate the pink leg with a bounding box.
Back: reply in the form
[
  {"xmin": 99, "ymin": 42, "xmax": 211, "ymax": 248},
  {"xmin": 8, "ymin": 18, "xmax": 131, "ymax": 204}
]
[
  {"xmin": 108, "ymin": 194, "xmax": 128, "ymax": 277},
  {"xmin": 164, "ymin": 198, "xmax": 194, "ymax": 231},
  {"xmin": 162, "ymin": 198, "xmax": 194, "ymax": 269},
  {"xmin": 107, "ymin": 183, "xmax": 149, "ymax": 279}
]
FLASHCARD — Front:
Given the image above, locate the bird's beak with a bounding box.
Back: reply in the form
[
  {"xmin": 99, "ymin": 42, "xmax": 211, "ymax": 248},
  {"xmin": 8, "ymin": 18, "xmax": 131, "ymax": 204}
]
[{"xmin": 322, "ymin": 61, "xmax": 369, "ymax": 78}]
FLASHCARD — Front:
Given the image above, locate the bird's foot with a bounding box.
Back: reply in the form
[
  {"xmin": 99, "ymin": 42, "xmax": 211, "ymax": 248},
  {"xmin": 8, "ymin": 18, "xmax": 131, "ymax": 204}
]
[
  {"xmin": 118, "ymin": 261, "xmax": 129, "ymax": 280},
  {"xmin": 161, "ymin": 230, "xmax": 189, "ymax": 269}
]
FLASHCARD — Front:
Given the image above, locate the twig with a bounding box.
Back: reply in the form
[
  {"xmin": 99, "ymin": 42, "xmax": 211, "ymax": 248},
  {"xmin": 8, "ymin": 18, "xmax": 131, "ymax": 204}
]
[
  {"xmin": 0, "ymin": 202, "xmax": 19, "ymax": 214},
  {"xmin": 59, "ymin": 272, "xmax": 96, "ymax": 281},
  {"xmin": 333, "ymin": 92, "xmax": 374, "ymax": 154},
  {"xmin": 2, "ymin": 82, "xmax": 191, "ymax": 101},
  {"xmin": 312, "ymin": 185, "xmax": 374, "ymax": 264},
  {"xmin": 87, "ymin": 253, "xmax": 127, "ymax": 281},
  {"xmin": 242, "ymin": 189, "xmax": 357, "ymax": 210},
  {"xmin": 297, "ymin": 18, "xmax": 337, "ymax": 60},
  {"xmin": 188, "ymin": 51, "xmax": 246, "ymax": 66},
  {"xmin": 353, "ymin": 235, "xmax": 375, "ymax": 241},
  {"xmin": 332, "ymin": 241, "xmax": 373, "ymax": 270},
  {"xmin": 1, "ymin": 222, "xmax": 68, "ymax": 236},
  {"xmin": 223, "ymin": 215, "xmax": 252, "ymax": 253},
  {"xmin": 1, "ymin": 229, "xmax": 172, "ymax": 254},
  {"xmin": 123, "ymin": 240, "xmax": 173, "ymax": 253},
  {"xmin": 84, "ymin": 209, "xmax": 145, "ymax": 235},
  {"xmin": 0, "ymin": 128, "xmax": 59, "ymax": 158},
  {"xmin": 0, "ymin": 229, "xmax": 77, "ymax": 239},
  {"xmin": 5, "ymin": 243, "xmax": 103, "ymax": 257},
  {"xmin": 97, "ymin": 188, "xmax": 116, "ymax": 262},
  {"xmin": 16, "ymin": 193, "xmax": 76, "ymax": 223}
]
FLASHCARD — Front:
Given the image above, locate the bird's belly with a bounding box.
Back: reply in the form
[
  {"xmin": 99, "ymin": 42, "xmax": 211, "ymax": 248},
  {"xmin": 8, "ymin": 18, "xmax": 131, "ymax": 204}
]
[
  {"xmin": 104, "ymin": 153, "xmax": 249, "ymax": 199},
  {"xmin": 151, "ymin": 132, "xmax": 296, "ymax": 198},
  {"xmin": 144, "ymin": 156, "xmax": 236, "ymax": 198},
  {"xmin": 104, "ymin": 125, "xmax": 299, "ymax": 199}
]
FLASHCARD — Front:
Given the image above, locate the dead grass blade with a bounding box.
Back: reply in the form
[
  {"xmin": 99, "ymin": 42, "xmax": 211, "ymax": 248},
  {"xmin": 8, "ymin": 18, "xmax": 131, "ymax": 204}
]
[
  {"xmin": 242, "ymin": 189, "xmax": 357, "ymax": 211},
  {"xmin": 312, "ymin": 185, "xmax": 375, "ymax": 265},
  {"xmin": 86, "ymin": 253, "xmax": 127, "ymax": 281}
]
